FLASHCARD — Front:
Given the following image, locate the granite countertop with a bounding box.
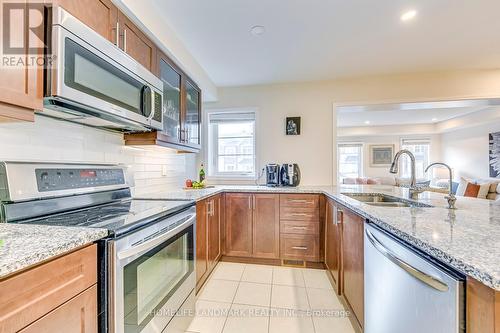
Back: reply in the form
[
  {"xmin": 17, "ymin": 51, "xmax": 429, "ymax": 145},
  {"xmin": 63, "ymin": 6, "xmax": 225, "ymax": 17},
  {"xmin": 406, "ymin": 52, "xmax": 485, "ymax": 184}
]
[
  {"xmin": 0, "ymin": 224, "xmax": 108, "ymax": 279},
  {"xmin": 137, "ymin": 184, "xmax": 500, "ymax": 291}
]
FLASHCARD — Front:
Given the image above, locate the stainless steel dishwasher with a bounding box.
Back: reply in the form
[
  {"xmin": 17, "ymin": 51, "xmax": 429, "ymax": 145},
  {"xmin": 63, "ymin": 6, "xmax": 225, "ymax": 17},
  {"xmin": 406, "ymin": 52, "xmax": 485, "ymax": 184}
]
[{"xmin": 364, "ymin": 223, "xmax": 465, "ymax": 333}]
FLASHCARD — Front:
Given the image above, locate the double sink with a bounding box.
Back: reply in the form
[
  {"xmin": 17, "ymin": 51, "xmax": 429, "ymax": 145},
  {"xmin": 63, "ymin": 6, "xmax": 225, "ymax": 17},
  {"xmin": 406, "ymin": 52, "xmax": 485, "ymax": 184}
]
[{"xmin": 342, "ymin": 193, "xmax": 433, "ymax": 208}]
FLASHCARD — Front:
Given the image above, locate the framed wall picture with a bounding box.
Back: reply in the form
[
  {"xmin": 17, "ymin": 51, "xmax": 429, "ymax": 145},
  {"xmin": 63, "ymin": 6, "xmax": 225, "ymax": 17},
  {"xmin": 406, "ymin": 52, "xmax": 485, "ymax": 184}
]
[
  {"xmin": 489, "ymin": 131, "xmax": 500, "ymax": 178},
  {"xmin": 369, "ymin": 144, "xmax": 395, "ymax": 167},
  {"xmin": 286, "ymin": 117, "xmax": 301, "ymax": 135}
]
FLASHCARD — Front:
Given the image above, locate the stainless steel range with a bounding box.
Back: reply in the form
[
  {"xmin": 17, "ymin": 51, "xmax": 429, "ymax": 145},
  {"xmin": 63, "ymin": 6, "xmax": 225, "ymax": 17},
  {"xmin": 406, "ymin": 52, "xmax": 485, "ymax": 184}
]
[{"xmin": 0, "ymin": 161, "xmax": 196, "ymax": 333}]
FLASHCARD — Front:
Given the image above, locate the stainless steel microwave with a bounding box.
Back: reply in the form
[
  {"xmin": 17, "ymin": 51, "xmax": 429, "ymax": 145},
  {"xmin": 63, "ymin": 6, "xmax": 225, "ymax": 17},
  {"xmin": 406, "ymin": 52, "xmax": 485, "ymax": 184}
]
[{"xmin": 42, "ymin": 7, "xmax": 163, "ymax": 132}]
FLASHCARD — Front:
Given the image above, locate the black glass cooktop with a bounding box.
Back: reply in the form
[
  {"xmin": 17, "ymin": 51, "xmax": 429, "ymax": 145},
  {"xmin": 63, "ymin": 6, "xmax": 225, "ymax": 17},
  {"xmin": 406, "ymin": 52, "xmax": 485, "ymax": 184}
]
[{"xmin": 17, "ymin": 199, "xmax": 194, "ymax": 237}]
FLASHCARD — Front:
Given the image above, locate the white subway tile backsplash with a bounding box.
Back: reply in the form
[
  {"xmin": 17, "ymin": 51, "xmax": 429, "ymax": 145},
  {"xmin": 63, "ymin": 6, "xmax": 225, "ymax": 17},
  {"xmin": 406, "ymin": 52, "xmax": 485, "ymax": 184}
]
[{"xmin": 0, "ymin": 115, "xmax": 196, "ymax": 194}]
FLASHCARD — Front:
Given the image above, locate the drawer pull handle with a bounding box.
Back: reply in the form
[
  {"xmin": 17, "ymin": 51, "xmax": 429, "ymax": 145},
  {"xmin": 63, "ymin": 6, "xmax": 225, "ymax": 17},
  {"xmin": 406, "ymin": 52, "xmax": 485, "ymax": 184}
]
[
  {"xmin": 291, "ymin": 213, "xmax": 310, "ymax": 217},
  {"xmin": 290, "ymin": 199, "xmax": 314, "ymax": 204},
  {"xmin": 292, "ymin": 226, "xmax": 307, "ymax": 230},
  {"xmin": 292, "ymin": 246, "xmax": 308, "ymax": 250}
]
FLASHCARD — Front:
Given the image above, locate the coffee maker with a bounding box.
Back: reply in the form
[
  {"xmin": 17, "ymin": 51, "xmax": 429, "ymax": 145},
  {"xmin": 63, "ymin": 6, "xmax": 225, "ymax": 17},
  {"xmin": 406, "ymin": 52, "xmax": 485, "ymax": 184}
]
[
  {"xmin": 280, "ymin": 163, "xmax": 301, "ymax": 187},
  {"xmin": 265, "ymin": 164, "xmax": 280, "ymax": 187}
]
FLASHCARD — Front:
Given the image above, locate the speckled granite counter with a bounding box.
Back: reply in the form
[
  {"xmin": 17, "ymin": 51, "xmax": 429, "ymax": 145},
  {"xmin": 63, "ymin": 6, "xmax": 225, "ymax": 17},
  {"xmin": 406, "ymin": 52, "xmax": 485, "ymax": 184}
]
[
  {"xmin": 137, "ymin": 184, "xmax": 500, "ymax": 291},
  {"xmin": 0, "ymin": 224, "xmax": 108, "ymax": 279}
]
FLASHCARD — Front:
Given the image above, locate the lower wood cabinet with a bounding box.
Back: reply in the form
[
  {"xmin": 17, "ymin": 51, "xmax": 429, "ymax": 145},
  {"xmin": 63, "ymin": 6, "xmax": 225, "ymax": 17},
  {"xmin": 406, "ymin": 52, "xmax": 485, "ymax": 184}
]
[
  {"xmin": 340, "ymin": 206, "xmax": 365, "ymax": 330},
  {"xmin": 225, "ymin": 193, "xmax": 253, "ymax": 257},
  {"xmin": 279, "ymin": 194, "xmax": 321, "ymax": 262},
  {"xmin": 225, "ymin": 193, "xmax": 280, "ymax": 259},
  {"xmin": 19, "ymin": 285, "xmax": 97, "ymax": 333},
  {"xmin": 196, "ymin": 194, "xmax": 222, "ymax": 291},
  {"xmin": 253, "ymin": 194, "xmax": 280, "ymax": 259},
  {"xmin": 325, "ymin": 197, "xmax": 342, "ymax": 294},
  {"xmin": 0, "ymin": 244, "xmax": 98, "ymax": 333}
]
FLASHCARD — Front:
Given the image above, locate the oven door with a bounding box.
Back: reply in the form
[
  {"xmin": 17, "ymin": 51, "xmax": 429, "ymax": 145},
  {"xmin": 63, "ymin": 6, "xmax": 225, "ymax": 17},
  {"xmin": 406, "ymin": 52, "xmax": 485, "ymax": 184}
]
[{"xmin": 110, "ymin": 210, "xmax": 195, "ymax": 333}]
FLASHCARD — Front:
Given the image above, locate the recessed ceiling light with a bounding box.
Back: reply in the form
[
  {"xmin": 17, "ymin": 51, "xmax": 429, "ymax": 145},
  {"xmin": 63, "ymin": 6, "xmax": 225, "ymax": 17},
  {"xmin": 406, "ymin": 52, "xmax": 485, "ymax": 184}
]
[
  {"xmin": 400, "ymin": 10, "xmax": 417, "ymax": 22},
  {"xmin": 364, "ymin": 120, "xmax": 371, "ymax": 125},
  {"xmin": 432, "ymin": 118, "xmax": 438, "ymax": 122},
  {"xmin": 250, "ymin": 25, "xmax": 266, "ymax": 36}
]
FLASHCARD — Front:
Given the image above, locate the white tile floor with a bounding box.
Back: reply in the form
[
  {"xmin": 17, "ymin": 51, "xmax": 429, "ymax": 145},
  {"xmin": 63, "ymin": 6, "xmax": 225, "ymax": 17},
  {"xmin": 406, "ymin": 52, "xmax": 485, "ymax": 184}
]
[{"xmin": 187, "ymin": 262, "xmax": 355, "ymax": 333}]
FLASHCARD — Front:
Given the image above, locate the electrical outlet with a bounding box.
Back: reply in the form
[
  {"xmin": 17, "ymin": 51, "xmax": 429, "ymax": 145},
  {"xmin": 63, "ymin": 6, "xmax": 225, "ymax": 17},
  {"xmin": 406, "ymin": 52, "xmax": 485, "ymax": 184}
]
[{"xmin": 161, "ymin": 165, "xmax": 168, "ymax": 176}]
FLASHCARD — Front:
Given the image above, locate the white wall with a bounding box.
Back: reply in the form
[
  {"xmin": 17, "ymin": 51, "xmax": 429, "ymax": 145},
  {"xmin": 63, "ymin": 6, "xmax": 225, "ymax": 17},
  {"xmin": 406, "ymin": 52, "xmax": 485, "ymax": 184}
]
[
  {"xmin": 441, "ymin": 119, "xmax": 500, "ymax": 181},
  {"xmin": 205, "ymin": 70, "xmax": 500, "ymax": 186},
  {"xmin": 0, "ymin": 115, "xmax": 197, "ymax": 195}
]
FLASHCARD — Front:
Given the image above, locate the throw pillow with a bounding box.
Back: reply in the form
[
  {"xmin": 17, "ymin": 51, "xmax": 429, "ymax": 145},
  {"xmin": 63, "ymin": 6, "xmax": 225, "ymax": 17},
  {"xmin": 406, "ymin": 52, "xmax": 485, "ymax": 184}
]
[{"xmin": 463, "ymin": 183, "xmax": 480, "ymax": 197}]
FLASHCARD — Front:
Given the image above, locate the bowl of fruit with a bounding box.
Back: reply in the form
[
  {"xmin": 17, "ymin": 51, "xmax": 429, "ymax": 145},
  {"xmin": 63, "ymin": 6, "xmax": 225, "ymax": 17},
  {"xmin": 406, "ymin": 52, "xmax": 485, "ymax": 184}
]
[{"xmin": 184, "ymin": 179, "xmax": 213, "ymax": 190}]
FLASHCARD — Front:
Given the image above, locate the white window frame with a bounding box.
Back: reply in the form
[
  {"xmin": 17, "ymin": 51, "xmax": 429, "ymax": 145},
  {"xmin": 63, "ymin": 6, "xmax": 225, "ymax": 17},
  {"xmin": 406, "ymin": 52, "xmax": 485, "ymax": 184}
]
[
  {"xmin": 204, "ymin": 108, "xmax": 258, "ymax": 180},
  {"xmin": 337, "ymin": 142, "xmax": 364, "ymax": 183},
  {"xmin": 400, "ymin": 138, "xmax": 431, "ymax": 180}
]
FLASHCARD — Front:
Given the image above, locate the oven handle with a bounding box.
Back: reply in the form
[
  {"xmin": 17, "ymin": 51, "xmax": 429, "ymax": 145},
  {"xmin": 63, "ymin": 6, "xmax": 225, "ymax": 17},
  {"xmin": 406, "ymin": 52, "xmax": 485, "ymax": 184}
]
[{"xmin": 117, "ymin": 213, "xmax": 196, "ymax": 260}]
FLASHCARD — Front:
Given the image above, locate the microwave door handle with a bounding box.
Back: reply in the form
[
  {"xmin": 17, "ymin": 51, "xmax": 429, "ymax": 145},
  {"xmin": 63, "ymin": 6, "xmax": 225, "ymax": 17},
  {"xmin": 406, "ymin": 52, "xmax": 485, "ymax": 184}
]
[
  {"xmin": 365, "ymin": 228, "xmax": 449, "ymax": 292},
  {"xmin": 117, "ymin": 214, "xmax": 196, "ymax": 260}
]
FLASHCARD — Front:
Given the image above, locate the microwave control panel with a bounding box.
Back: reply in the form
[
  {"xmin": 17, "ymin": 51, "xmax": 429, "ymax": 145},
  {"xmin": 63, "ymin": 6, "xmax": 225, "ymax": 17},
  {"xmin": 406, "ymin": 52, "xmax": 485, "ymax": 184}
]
[{"xmin": 35, "ymin": 168, "xmax": 125, "ymax": 192}]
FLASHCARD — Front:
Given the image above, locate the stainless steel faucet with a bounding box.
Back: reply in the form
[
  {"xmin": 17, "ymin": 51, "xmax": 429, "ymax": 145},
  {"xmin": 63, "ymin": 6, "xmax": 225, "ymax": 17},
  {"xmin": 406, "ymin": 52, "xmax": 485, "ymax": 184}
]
[
  {"xmin": 389, "ymin": 149, "xmax": 425, "ymax": 200},
  {"xmin": 425, "ymin": 162, "xmax": 457, "ymax": 209}
]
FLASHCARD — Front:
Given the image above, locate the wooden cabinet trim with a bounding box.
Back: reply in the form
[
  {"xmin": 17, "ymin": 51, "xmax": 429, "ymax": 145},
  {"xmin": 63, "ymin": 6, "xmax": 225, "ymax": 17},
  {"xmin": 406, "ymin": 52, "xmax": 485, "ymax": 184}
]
[{"xmin": 0, "ymin": 244, "xmax": 97, "ymax": 333}]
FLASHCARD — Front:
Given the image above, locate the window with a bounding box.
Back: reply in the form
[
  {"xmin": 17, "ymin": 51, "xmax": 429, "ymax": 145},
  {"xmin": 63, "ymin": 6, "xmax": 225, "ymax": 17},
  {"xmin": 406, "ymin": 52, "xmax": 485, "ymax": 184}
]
[
  {"xmin": 338, "ymin": 143, "xmax": 363, "ymax": 182},
  {"xmin": 207, "ymin": 110, "xmax": 256, "ymax": 178},
  {"xmin": 400, "ymin": 138, "xmax": 430, "ymax": 180}
]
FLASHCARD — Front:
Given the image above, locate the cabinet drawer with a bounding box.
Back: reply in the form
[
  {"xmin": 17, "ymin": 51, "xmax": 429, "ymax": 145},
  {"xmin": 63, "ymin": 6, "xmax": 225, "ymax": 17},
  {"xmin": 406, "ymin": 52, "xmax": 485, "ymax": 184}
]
[
  {"xmin": 0, "ymin": 245, "xmax": 97, "ymax": 333},
  {"xmin": 280, "ymin": 234, "xmax": 319, "ymax": 261},
  {"xmin": 280, "ymin": 206, "xmax": 319, "ymax": 222},
  {"xmin": 19, "ymin": 285, "xmax": 97, "ymax": 333},
  {"xmin": 280, "ymin": 221, "xmax": 319, "ymax": 235},
  {"xmin": 280, "ymin": 194, "xmax": 320, "ymax": 209}
]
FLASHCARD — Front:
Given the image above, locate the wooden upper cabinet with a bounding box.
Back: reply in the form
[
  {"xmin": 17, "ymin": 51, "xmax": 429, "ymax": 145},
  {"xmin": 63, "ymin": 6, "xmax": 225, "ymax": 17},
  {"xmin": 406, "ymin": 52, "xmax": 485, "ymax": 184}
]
[
  {"xmin": 0, "ymin": 0, "xmax": 43, "ymax": 120},
  {"xmin": 225, "ymin": 193, "xmax": 253, "ymax": 257},
  {"xmin": 253, "ymin": 194, "xmax": 280, "ymax": 259},
  {"xmin": 118, "ymin": 12, "xmax": 156, "ymax": 71},
  {"xmin": 54, "ymin": 0, "xmax": 118, "ymax": 44},
  {"xmin": 325, "ymin": 198, "xmax": 342, "ymax": 294},
  {"xmin": 341, "ymin": 207, "xmax": 365, "ymax": 329}
]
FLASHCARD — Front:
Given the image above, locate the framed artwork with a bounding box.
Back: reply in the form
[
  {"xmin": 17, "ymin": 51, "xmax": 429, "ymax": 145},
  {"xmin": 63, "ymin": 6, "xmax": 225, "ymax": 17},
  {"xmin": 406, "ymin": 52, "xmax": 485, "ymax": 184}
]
[
  {"xmin": 286, "ymin": 117, "xmax": 301, "ymax": 135},
  {"xmin": 369, "ymin": 144, "xmax": 395, "ymax": 167},
  {"xmin": 489, "ymin": 132, "xmax": 500, "ymax": 178}
]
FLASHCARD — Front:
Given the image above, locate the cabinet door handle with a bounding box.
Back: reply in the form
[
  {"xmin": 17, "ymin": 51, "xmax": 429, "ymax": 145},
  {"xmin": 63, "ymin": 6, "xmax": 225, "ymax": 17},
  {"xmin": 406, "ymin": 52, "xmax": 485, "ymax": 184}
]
[
  {"xmin": 253, "ymin": 195, "xmax": 256, "ymax": 210},
  {"xmin": 123, "ymin": 29, "xmax": 127, "ymax": 52},
  {"xmin": 292, "ymin": 246, "xmax": 308, "ymax": 250},
  {"xmin": 291, "ymin": 213, "xmax": 310, "ymax": 217},
  {"xmin": 248, "ymin": 196, "xmax": 252, "ymax": 209},
  {"xmin": 336, "ymin": 209, "xmax": 343, "ymax": 225},
  {"xmin": 291, "ymin": 226, "xmax": 307, "ymax": 230},
  {"xmin": 114, "ymin": 22, "xmax": 120, "ymax": 48},
  {"xmin": 290, "ymin": 199, "xmax": 313, "ymax": 204}
]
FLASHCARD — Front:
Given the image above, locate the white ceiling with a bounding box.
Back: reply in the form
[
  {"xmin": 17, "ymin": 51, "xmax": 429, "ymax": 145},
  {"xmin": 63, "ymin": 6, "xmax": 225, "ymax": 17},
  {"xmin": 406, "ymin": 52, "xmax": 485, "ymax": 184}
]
[
  {"xmin": 337, "ymin": 106, "xmax": 482, "ymax": 127},
  {"xmin": 150, "ymin": 0, "xmax": 500, "ymax": 87}
]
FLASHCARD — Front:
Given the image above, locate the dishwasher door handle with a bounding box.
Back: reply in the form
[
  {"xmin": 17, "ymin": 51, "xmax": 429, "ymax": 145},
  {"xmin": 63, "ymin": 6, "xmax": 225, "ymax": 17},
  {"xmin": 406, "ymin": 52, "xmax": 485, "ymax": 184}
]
[{"xmin": 365, "ymin": 228, "xmax": 449, "ymax": 292}]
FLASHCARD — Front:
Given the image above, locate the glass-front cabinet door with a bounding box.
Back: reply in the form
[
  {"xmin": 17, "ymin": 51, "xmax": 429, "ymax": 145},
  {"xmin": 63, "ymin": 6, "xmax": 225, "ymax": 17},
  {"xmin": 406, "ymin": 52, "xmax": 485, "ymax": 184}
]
[
  {"xmin": 184, "ymin": 80, "xmax": 201, "ymax": 146},
  {"xmin": 159, "ymin": 57, "xmax": 182, "ymax": 142}
]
